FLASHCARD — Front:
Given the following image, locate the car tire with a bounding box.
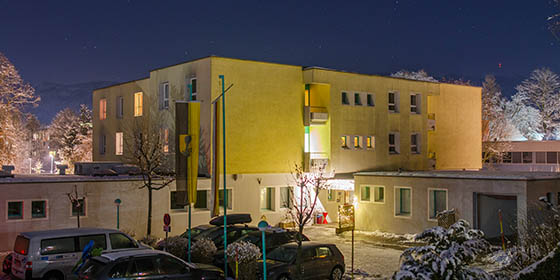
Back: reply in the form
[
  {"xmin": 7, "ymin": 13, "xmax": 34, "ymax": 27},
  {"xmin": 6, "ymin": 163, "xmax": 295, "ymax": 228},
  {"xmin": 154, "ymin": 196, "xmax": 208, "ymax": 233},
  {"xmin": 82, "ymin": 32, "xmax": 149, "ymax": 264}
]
[
  {"xmin": 330, "ymin": 266, "xmax": 343, "ymax": 280},
  {"xmin": 43, "ymin": 271, "xmax": 64, "ymax": 280},
  {"xmin": 277, "ymin": 274, "xmax": 291, "ymax": 280}
]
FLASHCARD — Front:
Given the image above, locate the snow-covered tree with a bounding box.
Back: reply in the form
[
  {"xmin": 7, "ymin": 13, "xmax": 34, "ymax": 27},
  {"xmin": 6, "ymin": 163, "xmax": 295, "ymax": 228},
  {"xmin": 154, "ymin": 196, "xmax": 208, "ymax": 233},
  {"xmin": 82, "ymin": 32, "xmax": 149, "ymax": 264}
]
[
  {"xmin": 513, "ymin": 68, "xmax": 560, "ymax": 140},
  {"xmin": 393, "ymin": 220, "xmax": 492, "ymax": 280},
  {"xmin": 549, "ymin": 0, "xmax": 560, "ymax": 39},
  {"xmin": 391, "ymin": 69, "xmax": 438, "ymax": 82},
  {"xmin": 49, "ymin": 105, "xmax": 93, "ymax": 172},
  {"xmin": 32, "ymin": 161, "xmax": 43, "ymax": 174},
  {"xmin": 481, "ymin": 75, "xmax": 514, "ymax": 163},
  {"xmin": 505, "ymin": 94, "xmax": 543, "ymax": 140},
  {"xmin": 0, "ymin": 52, "xmax": 39, "ymax": 169}
]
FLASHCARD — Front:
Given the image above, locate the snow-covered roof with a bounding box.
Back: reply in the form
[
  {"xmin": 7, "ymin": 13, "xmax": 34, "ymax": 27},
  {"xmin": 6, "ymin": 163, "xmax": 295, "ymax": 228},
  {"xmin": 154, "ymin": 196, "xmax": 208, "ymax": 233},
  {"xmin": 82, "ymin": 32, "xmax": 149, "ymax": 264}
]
[
  {"xmin": 354, "ymin": 170, "xmax": 560, "ymax": 181},
  {"xmin": 0, "ymin": 174, "xmax": 145, "ymax": 184}
]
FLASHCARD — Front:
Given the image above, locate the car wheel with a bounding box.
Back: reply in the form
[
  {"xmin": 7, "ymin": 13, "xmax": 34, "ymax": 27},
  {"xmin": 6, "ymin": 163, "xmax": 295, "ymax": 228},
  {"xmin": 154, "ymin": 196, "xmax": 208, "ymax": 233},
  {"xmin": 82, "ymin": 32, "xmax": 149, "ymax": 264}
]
[{"xmin": 330, "ymin": 266, "xmax": 343, "ymax": 280}]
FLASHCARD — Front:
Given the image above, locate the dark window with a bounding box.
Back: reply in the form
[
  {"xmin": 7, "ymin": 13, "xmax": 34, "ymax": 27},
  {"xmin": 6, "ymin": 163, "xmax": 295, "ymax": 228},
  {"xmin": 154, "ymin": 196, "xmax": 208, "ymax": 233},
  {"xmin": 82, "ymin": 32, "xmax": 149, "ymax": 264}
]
[
  {"xmin": 170, "ymin": 192, "xmax": 184, "ymax": 210},
  {"xmin": 354, "ymin": 93, "xmax": 362, "ymax": 105},
  {"xmin": 388, "ymin": 92, "xmax": 399, "ymax": 112},
  {"xmin": 108, "ymin": 261, "xmax": 129, "ymax": 278},
  {"xmin": 79, "ymin": 234, "xmax": 107, "ymax": 251},
  {"xmin": 429, "ymin": 190, "xmax": 447, "ymax": 219},
  {"xmin": 41, "ymin": 237, "xmax": 76, "ymax": 255},
  {"xmin": 157, "ymin": 255, "xmax": 188, "ymax": 274},
  {"xmin": 72, "ymin": 198, "xmax": 86, "ymax": 216},
  {"xmin": 129, "ymin": 258, "xmax": 157, "ymax": 277},
  {"xmin": 410, "ymin": 95, "xmax": 417, "ymax": 113},
  {"xmin": 219, "ymin": 189, "xmax": 232, "ymax": 210},
  {"xmin": 110, "ymin": 233, "xmax": 137, "ymax": 249},
  {"xmin": 512, "ymin": 152, "xmax": 522, "ymax": 163},
  {"xmin": 547, "ymin": 152, "xmax": 558, "ymax": 164},
  {"xmin": 367, "ymin": 94, "xmax": 374, "ymax": 106},
  {"xmin": 411, "ymin": 134, "xmax": 419, "ymax": 154},
  {"xmin": 502, "ymin": 152, "xmax": 512, "ymax": 163},
  {"xmin": 116, "ymin": 96, "xmax": 123, "ymax": 119},
  {"xmin": 522, "ymin": 152, "xmax": 532, "ymax": 164},
  {"xmin": 190, "ymin": 78, "xmax": 197, "ymax": 101},
  {"xmin": 194, "ymin": 190, "xmax": 208, "ymax": 209},
  {"xmin": 32, "ymin": 200, "xmax": 46, "ymax": 218},
  {"xmin": 100, "ymin": 135, "xmax": 106, "ymax": 155},
  {"xmin": 341, "ymin": 92, "xmax": 349, "ymax": 105},
  {"xmin": 536, "ymin": 152, "xmax": 546, "ymax": 164},
  {"xmin": 8, "ymin": 201, "xmax": 23, "ymax": 220}
]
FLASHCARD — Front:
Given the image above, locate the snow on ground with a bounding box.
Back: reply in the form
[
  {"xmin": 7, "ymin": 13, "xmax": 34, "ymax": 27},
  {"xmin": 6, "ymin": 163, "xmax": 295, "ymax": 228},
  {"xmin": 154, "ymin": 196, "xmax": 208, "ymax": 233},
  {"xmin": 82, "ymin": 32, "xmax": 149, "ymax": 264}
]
[{"xmin": 304, "ymin": 225, "xmax": 407, "ymax": 279}]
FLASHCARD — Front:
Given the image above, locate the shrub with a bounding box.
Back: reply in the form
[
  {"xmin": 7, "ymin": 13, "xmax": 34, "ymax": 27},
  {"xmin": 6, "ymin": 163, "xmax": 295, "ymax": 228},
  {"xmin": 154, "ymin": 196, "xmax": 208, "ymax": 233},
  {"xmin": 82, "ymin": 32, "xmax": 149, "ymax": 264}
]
[
  {"xmin": 226, "ymin": 241, "xmax": 261, "ymax": 280},
  {"xmin": 139, "ymin": 235, "xmax": 160, "ymax": 248},
  {"xmin": 393, "ymin": 219, "xmax": 492, "ymax": 280},
  {"xmin": 156, "ymin": 236, "xmax": 188, "ymax": 260},
  {"xmin": 191, "ymin": 238, "xmax": 217, "ymax": 264},
  {"xmin": 515, "ymin": 245, "xmax": 560, "ymax": 280}
]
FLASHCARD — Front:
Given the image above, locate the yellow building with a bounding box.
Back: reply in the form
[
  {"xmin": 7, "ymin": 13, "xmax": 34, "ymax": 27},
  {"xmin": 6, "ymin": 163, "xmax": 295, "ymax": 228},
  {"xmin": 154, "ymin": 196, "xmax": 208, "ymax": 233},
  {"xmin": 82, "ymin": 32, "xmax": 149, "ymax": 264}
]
[{"xmin": 92, "ymin": 56, "xmax": 481, "ymax": 228}]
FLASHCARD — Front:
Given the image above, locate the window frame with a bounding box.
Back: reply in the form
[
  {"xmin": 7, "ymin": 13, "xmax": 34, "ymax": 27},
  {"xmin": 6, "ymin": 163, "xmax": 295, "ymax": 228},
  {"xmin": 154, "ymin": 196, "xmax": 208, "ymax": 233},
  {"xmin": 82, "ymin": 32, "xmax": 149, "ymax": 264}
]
[
  {"xmin": 134, "ymin": 92, "xmax": 143, "ymax": 117},
  {"xmin": 31, "ymin": 200, "xmax": 48, "ymax": 219},
  {"xmin": 410, "ymin": 93, "xmax": 421, "ymax": 114},
  {"xmin": 366, "ymin": 93, "xmax": 375, "ymax": 107},
  {"xmin": 260, "ymin": 187, "xmax": 276, "ymax": 211},
  {"xmin": 160, "ymin": 82, "xmax": 170, "ymax": 110},
  {"xmin": 280, "ymin": 186, "xmax": 293, "ymax": 209},
  {"xmin": 388, "ymin": 91, "xmax": 399, "ymax": 113},
  {"xmin": 394, "ymin": 186, "xmax": 412, "ymax": 218},
  {"xmin": 194, "ymin": 190, "xmax": 209, "ymax": 210},
  {"xmin": 373, "ymin": 186, "xmax": 385, "ymax": 204},
  {"xmin": 190, "ymin": 78, "xmax": 197, "ymax": 101},
  {"xmin": 115, "ymin": 132, "xmax": 123, "ymax": 156},
  {"xmin": 359, "ymin": 185, "xmax": 371, "ymax": 202},
  {"xmin": 353, "ymin": 135, "xmax": 363, "ymax": 149},
  {"xmin": 341, "ymin": 135, "xmax": 349, "ymax": 149},
  {"xmin": 410, "ymin": 133, "xmax": 420, "ymax": 154},
  {"xmin": 218, "ymin": 189, "xmax": 233, "ymax": 211},
  {"xmin": 389, "ymin": 132, "xmax": 400, "ymax": 154},
  {"xmin": 71, "ymin": 198, "xmax": 87, "ymax": 217},
  {"xmin": 427, "ymin": 188, "xmax": 448, "ymax": 221},
  {"xmin": 99, "ymin": 98, "xmax": 107, "ymax": 120},
  {"xmin": 6, "ymin": 200, "xmax": 24, "ymax": 221},
  {"xmin": 341, "ymin": 92, "xmax": 350, "ymax": 105},
  {"xmin": 366, "ymin": 136, "xmax": 375, "ymax": 150},
  {"xmin": 116, "ymin": 96, "xmax": 124, "ymax": 119},
  {"xmin": 354, "ymin": 93, "xmax": 362, "ymax": 106}
]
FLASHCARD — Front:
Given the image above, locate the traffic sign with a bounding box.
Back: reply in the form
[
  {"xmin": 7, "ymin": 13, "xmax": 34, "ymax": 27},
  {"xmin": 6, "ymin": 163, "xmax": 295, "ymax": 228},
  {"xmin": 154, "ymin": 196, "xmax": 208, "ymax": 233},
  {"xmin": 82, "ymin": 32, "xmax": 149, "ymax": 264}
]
[
  {"xmin": 163, "ymin": 213, "xmax": 171, "ymax": 226},
  {"xmin": 163, "ymin": 225, "xmax": 171, "ymax": 232}
]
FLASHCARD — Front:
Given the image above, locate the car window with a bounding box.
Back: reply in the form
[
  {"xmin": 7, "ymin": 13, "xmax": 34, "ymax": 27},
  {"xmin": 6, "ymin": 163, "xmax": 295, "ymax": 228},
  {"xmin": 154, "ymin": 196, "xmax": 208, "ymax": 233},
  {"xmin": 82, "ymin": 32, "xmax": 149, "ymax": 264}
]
[
  {"xmin": 302, "ymin": 248, "xmax": 315, "ymax": 260},
  {"xmin": 157, "ymin": 255, "xmax": 188, "ymax": 275},
  {"xmin": 316, "ymin": 247, "xmax": 332, "ymax": 258},
  {"xmin": 128, "ymin": 258, "xmax": 157, "ymax": 277},
  {"xmin": 110, "ymin": 233, "xmax": 137, "ymax": 249},
  {"xmin": 79, "ymin": 234, "xmax": 107, "ymax": 251},
  {"xmin": 108, "ymin": 261, "xmax": 129, "ymax": 278},
  {"xmin": 40, "ymin": 237, "xmax": 76, "ymax": 255}
]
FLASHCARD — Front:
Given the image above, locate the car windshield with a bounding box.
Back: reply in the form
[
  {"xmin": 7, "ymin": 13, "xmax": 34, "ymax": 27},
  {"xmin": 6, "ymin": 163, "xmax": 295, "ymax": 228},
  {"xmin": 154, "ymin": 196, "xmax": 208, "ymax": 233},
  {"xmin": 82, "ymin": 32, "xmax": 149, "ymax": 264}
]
[{"xmin": 267, "ymin": 246, "xmax": 297, "ymax": 263}]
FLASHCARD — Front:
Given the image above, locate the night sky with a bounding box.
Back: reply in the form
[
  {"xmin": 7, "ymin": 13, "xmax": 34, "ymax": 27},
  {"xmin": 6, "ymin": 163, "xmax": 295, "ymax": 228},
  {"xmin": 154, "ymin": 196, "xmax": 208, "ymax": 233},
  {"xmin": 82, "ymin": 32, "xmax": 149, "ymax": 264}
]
[{"xmin": 1, "ymin": 0, "xmax": 559, "ymax": 96}]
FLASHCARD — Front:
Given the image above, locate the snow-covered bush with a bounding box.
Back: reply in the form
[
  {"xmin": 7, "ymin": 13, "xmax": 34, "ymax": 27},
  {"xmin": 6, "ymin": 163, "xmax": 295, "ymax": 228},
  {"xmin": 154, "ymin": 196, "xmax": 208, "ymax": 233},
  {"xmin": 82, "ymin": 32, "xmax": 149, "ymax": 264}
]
[
  {"xmin": 515, "ymin": 245, "xmax": 560, "ymax": 280},
  {"xmin": 393, "ymin": 219, "xmax": 492, "ymax": 280},
  {"xmin": 227, "ymin": 241, "xmax": 261, "ymax": 280},
  {"xmin": 191, "ymin": 237, "xmax": 217, "ymax": 264},
  {"xmin": 391, "ymin": 69, "xmax": 438, "ymax": 82},
  {"xmin": 139, "ymin": 235, "xmax": 159, "ymax": 248},
  {"xmin": 156, "ymin": 236, "xmax": 188, "ymax": 260}
]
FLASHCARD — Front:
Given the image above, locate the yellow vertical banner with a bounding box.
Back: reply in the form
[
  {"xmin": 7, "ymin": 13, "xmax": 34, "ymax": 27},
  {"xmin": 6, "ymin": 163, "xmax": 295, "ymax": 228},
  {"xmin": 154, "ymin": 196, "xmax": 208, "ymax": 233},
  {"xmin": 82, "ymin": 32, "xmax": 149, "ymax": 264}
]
[
  {"xmin": 187, "ymin": 102, "xmax": 200, "ymax": 205},
  {"xmin": 211, "ymin": 99, "xmax": 220, "ymax": 216}
]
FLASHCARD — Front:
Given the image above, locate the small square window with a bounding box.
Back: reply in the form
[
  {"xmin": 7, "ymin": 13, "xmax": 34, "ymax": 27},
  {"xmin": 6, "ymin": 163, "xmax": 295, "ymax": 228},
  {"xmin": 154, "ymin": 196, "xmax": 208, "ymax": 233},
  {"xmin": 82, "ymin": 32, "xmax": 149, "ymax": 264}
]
[
  {"xmin": 522, "ymin": 152, "xmax": 532, "ymax": 164},
  {"xmin": 170, "ymin": 192, "xmax": 185, "ymax": 210},
  {"xmin": 354, "ymin": 93, "xmax": 362, "ymax": 106},
  {"xmin": 512, "ymin": 152, "xmax": 522, "ymax": 163},
  {"xmin": 360, "ymin": 186, "xmax": 371, "ymax": 202},
  {"xmin": 536, "ymin": 152, "xmax": 546, "ymax": 164},
  {"xmin": 32, "ymin": 201, "xmax": 47, "ymax": 219},
  {"xmin": 410, "ymin": 94, "xmax": 421, "ymax": 114},
  {"xmin": 366, "ymin": 136, "xmax": 375, "ymax": 149},
  {"xmin": 280, "ymin": 187, "xmax": 293, "ymax": 208},
  {"xmin": 367, "ymin": 94, "xmax": 374, "ymax": 106},
  {"xmin": 353, "ymin": 136, "xmax": 362, "ymax": 149},
  {"xmin": 71, "ymin": 199, "xmax": 86, "ymax": 217},
  {"xmin": 341, "ymin": 92, "xmax": 349, "ymax": 105},
  {"xmin": 195, "ymin": 190, "xmax": 208, "ymax": 209},
  {"xmin": 219, "ymin": 189, "xmax": 232, "ymax": 210},
  {"xmin": 502, "ymin": 152, "xmax": 512, "ymax": 163},
  {"xmin": 429, "ymin": 189, "xmax": 447, "ymax": 219},
  {"xmin": 341, "ymin": 136, "xmax": 349, "ymax": 149},
  {"xmin": 374, "ymin": 186, "xmax": 384, "ymax": 203},
  {"xmin": 389, "ymin": 133, "xmax": 400, "ymax": 154},
  {"xmin": 547, "ymin": 152, "xmax": 558, "ymax": 164},
  {"xmin": 388, "ymin": 92, "xmax": 399, "ymax": 112},
  {"xmin": 411, "ymin": 133, "xmax": 420, "ymax": 154},
  {"xmin": 395, "ymin": 187, "xmax": 411, "ymax": 216},
  {"xmin": 7, "ymin": 201, "xmax": 23, "ymax": 220}
]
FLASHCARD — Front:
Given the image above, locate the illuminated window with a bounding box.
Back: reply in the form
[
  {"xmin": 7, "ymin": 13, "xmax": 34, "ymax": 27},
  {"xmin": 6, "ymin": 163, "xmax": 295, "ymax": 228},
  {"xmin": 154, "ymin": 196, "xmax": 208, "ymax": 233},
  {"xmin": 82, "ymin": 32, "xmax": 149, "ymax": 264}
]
[
  {"xmin": 327, "ymin": 189, "xmax": 335, "ymax": 202},
  {"xmin": 411, "ymin": 133, "xmax": 420, "ymax": 154},
  {"xmin": 341, "ymin": 92, "xmax": 349, "ymax": 105},
  {"xmin": 367, "ymin": 94, "xmax": 375, "ymax": 106},
  {"xmin": 161, "ymin": 128, "xmax": 169, "ymax": 153},
  {"xmin": 366, "ymin": 136, "xmax": 375, "ymax": 149},
  {"xmin": 428, "ymin": 189, "xmax": 447, "ymax": 220},
  {"xmin": 353, "ymin": 136, "xmax": 362, "ymax": 149},
  {"xmin": 115, "ymin": 132, "xmax": 123, "ymax": 155},
  {"xmin": 388, "ymin": 92, "xmax": 399, "ymax": 112},
  {"xmin": 99, "ymin": 98, "xmax": 107, "ymax": 120},
  {"xmin": 395, "ymin": 187, "xmax": 411, "ymax": 216},
  {"xmin": 354, "ymin": 93, "xmax": 362, "ymax": 106},
  {"xmin": 134, "ymin": 92, "xmax": 143, "ymax": 117},
  {"xmin": 410, "ymin": 93, "xmax": 421, "ymax": 114},
  {"xmin": 260, "ymin": 187, "xmax": 275, "ymax": 211},
  {"xmin": 341, "ymin": 136, "xmax": 349, "ymax": 149},
  {"xmin": 160, "ymin": 82, "xmax": 170, "ymax": 110},
  {"xmin": 305, "ymin": 85, "xmax": 310, "ymax": 106},
  {"xmin": 389, "ymin": 132, "xmax": 400, "ymax": 154},
  {"xmin": 116, "ymin": 96, "xmax": 123, "ymax": 119}
]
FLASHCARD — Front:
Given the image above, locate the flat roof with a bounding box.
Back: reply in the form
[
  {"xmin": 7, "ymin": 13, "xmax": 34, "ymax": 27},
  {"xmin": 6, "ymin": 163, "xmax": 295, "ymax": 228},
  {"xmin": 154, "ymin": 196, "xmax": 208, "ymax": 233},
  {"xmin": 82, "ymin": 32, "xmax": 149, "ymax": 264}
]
[
  {"xmin": 0, "ymin": 174, "xmax": 145, "ymax": 184},
  {"xmin": 354, "ymin": 170, "xmax": 560, "ymax": 181}
]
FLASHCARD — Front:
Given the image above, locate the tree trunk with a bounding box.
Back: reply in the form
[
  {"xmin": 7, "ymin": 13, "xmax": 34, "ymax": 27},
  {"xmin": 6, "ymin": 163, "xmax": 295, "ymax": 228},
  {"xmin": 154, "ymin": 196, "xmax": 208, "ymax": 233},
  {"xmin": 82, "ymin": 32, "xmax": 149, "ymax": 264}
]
[{"xmin": 147, "ymin": 182, "xmax": 153, "ymax": 236}]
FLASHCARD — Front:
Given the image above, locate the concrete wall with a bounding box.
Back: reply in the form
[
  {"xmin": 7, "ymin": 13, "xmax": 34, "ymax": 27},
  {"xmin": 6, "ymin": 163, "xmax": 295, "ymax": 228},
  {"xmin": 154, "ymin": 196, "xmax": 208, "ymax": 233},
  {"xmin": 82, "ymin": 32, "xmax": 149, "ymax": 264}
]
[{"xmin": 353, "ymin": 174, "xmax": 529, "ymax": 235}]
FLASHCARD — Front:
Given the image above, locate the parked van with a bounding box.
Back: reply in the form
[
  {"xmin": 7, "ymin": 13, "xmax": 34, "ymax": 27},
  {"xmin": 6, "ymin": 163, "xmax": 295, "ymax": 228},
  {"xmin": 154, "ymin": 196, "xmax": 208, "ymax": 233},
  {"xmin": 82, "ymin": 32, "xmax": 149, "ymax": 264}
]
[{"xmin": 11, "ymin": 228, "xmax": 146, "ymax": 280}]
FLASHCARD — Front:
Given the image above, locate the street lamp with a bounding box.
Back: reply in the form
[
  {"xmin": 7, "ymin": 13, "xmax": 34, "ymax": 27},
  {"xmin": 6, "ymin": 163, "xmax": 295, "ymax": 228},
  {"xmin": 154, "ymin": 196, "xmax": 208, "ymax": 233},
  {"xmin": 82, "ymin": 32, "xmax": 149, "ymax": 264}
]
[
  {"xmin": 114, "ymin": 198, "xmax": 122, "ymax": 229},
  {"xmin": 258, "ymin": 220, "xmax": 269, "ymax": 280}
]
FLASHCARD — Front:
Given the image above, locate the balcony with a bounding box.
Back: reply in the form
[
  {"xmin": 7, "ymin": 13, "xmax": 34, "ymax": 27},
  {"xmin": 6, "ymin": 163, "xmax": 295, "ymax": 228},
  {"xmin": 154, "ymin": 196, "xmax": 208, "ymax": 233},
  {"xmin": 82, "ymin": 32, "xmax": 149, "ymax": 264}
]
[
  {"xmin": 304, "ymin": 106, "xmax": 329, "ymax": 125},
  {"xmin": 428, "ymin": 113, "xmax": 436, "ymax": 131}
]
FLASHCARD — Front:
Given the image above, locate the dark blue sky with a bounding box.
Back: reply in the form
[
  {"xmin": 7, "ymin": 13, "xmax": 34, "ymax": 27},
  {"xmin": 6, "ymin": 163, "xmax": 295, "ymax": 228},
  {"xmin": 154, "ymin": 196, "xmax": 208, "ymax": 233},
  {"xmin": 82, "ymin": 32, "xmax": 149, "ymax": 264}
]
[{"xmin": 1, "ymin": 0, "xmax": 559, "ymax": 95}]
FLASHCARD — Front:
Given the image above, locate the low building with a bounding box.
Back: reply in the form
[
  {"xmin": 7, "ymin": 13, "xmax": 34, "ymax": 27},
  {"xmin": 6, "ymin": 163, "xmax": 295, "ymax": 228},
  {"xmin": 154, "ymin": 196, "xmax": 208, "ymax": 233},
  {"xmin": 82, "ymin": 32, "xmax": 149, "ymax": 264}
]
[
  {"xmin": 354, "ymin": 171, "xmax": 560, "ymax": 241},
  {"xmin": 483, "ymin": 141, "xmax": 560, "ymax": 172}
]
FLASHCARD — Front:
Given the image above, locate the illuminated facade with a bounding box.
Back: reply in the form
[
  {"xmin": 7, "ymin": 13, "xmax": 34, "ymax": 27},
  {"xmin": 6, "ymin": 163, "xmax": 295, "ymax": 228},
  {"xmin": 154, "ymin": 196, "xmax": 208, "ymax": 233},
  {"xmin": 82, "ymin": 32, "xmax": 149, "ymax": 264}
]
[{"xmin": 92, "ymin": 56, "xmax": 482, "ymax": 232}]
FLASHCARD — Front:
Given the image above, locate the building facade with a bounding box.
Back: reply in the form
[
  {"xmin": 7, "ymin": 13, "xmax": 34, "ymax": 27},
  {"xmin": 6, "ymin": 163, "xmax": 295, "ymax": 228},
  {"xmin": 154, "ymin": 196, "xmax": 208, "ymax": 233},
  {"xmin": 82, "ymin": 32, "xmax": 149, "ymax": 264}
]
[
  {"xmin": 484, "ymin": 141, "xmax": 560, "ymax": 172},
  {"xmin": 92, "ymin": 56, "xmax": 482, "ymax": 229}
]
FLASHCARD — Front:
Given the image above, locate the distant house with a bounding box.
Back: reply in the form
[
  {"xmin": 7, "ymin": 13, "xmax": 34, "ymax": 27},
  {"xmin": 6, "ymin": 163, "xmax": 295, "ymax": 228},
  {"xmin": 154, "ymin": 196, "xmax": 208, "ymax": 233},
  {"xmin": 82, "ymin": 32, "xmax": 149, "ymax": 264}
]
[{"xmin": 483, "ymin": 141, "xmax": 560, "ymax": 172}]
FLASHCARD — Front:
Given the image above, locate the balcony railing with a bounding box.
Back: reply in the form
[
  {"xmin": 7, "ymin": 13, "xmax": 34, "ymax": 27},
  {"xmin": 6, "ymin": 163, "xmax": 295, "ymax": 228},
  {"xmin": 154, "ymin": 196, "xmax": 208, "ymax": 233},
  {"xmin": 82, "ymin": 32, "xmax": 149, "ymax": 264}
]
[{"xmin": 304, "ymin": 106, "xmax": 328, "ymax": 125}]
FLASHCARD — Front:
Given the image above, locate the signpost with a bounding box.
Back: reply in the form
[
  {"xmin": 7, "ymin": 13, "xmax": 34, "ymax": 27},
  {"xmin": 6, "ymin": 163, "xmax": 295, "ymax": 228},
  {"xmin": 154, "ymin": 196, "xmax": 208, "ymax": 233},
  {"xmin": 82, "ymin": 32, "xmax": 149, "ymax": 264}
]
[
  {"xmin": 258, "ymin": 220, "xmax": 269, "ymax": 280},
  {"xmin": 114, "ymin": 198, "xmax": 121, "ymax": 229},
  {"xmin": 163, "ymin": 213, "xmax": 171, "ymax": 252},
  {"xmin": 337, "ymin": 204, "xmax": 355, "ymax": 279}
]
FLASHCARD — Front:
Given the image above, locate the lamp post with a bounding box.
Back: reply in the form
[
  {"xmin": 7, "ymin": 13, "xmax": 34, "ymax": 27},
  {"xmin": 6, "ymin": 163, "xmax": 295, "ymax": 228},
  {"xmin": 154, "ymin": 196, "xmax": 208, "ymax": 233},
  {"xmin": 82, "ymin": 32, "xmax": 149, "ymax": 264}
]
[
  {"xmin": 114, "ymin": 198, "xmax": 122, "ymax": 229},
  {"xmin": 258, "ymin": 220, "xmax": 269, "ymax": 280},
  {"xmin": 49, "ymin": 151, "xmax": 55, "ymax": 174}
]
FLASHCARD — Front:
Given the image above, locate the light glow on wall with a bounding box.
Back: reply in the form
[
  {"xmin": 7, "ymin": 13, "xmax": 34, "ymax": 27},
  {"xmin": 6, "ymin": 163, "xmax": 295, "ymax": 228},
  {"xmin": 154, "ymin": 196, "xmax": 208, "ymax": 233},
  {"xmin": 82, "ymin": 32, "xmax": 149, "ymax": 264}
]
[{"xmin": 304, "ymin": 126, "xmax": 310, "ymax": 153}]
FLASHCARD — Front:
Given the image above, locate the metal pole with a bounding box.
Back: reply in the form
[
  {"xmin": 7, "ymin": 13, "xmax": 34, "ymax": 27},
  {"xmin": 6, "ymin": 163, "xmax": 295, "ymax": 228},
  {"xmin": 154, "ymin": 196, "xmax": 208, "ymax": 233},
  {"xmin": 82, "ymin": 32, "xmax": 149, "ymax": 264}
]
[
  {"xmin": 188, "ymin": 203, "xmax": 192, "ymax": 262},
  {"xmin": 498, "ymin": 209, "xmax": 506, "ymax": 251},
  {"xmin": 219, "ymin": 75, "xmax": 228, "ymax": 278},
  {"xmin": 116, "ymin": 205, "xmax": 120, "ymax": 230},
  {"xmin": 351, "ymin": 228, "xmax": 354, "ymax": 279},
  {"xmin": 262, "ymin": 231, "xmax": 267, "ymax": 280}
]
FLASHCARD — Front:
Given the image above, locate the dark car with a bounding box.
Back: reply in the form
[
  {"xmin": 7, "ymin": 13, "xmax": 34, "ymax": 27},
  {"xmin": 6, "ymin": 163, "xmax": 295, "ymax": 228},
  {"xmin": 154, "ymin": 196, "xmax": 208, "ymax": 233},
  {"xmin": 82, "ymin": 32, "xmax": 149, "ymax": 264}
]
[
  {"xmin": 193, "ymin": 224, "xmax": 259, "ymax": 249},
  {"xmin": 213, "ymin": 229, "xmax": 309, "ymax": 275},
  {"xmin": 258, "ymin": 242, "xmax": 345, "ymax": 280},
  {"xmin": 78, "ymin": 249, "xmax": 224, "ymax": 280},
  {"xmin": 2, "ymin": 253, "xmax": 12, "ymax": 274}
]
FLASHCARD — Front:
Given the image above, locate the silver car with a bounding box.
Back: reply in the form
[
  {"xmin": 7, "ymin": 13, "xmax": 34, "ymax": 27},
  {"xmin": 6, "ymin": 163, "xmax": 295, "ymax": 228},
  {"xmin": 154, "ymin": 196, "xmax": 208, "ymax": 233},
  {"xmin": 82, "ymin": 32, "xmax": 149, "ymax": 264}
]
[{"xmin": 11, "ymin": 228, "xmax": 146, "ymax": 280}]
